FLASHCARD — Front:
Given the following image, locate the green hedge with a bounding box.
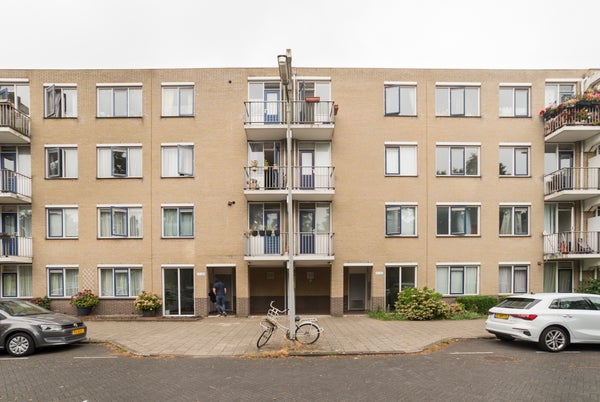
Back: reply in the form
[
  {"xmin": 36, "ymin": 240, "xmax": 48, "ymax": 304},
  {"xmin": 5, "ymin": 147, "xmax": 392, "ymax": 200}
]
[{"xmin": 455, "ymin": 295, "xmax": 499, "ymax": 314}]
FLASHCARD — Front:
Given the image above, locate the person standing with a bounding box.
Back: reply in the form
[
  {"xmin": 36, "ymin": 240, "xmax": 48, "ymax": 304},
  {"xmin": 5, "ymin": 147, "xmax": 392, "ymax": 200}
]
[{"xmin": 213, "ymin": 278, "xmax": 227, "ymax": 317}]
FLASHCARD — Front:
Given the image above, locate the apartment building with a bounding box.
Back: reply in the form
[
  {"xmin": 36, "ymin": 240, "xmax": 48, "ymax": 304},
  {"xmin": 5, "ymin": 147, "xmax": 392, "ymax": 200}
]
[{"xmin": 0, "ymin": 62, "xmax": 598, "ymax": 317}]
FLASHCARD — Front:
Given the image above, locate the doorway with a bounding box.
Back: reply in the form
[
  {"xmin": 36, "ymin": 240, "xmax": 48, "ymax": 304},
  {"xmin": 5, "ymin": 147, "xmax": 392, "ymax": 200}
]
[
  {"xmin": 1, "ymin": 212, "xmax": 17, "ymax": 256},
  {"xmin": 163, "ymin": 267, "xmax": 195, "ymax": 316},
  {"xmin": 1, "ymin": 151, "xmax": 16, "ymax": 193},
  {"xmin": 208, "ymin": 266, "xmax": 235, "ymax": 315}
]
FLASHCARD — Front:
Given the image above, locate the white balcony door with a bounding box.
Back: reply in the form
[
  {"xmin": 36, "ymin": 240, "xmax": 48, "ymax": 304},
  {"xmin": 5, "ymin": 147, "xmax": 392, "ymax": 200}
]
[{"xmin": 314, "ymin": 82, "xmax": 331, "ymax": 122}]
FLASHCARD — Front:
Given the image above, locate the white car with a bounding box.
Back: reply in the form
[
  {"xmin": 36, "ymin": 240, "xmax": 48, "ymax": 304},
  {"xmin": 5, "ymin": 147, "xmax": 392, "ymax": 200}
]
[{"xmin": 486, "ymin": 293, "xmax": 600, "ymax": 352}]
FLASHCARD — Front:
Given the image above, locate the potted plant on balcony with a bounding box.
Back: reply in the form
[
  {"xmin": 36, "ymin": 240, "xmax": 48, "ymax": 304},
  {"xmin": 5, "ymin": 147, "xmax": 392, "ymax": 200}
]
[
  {"xmin": 264, "ymin": 160, "xmax": 269, "ymax": 170},
  {"xmin": 70, "ymin": 289, "xmax": 99, "ymax": 316},
  {"xmin": 134, "ymin": 290, "xmax": 162, "ymax": 317}
]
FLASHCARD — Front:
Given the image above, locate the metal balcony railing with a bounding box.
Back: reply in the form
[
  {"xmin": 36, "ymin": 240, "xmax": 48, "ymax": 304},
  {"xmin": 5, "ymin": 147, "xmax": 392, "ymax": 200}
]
[
  {"xmin": 290, "ymin": 100, "xmax": 335, "ymax": 124},
  {"xmin": 0, "ymin": 235, "xmax": 32, "ymax": 258},
  {"xmin": 544, "ymin": 167, "xmax": 600, "ymax": 196},
  {"xmin": 243, "ymin": 231, "xmax": 334, "ymax": 257},
  {"xmin": 290, "ymin": 166, "xmax": 334, "ymax": 190},
  {"xmin": 0, "ymin": 169, "xmax": 32, "ymax": 199},
  {"xmin": 544, "ymin": 231, "xmax": 600, "ymax": 256},
  {"xmin": 543, "ymin": 104, "xmax": 600, "ymax": 137},
  {"xmin": 243, "ymin": 100, "xmax": 335, "ymax": 125},
  {"xmin": 244, "ymin": 166, "xmax": 335, "ymax": 191},
  {"xmin": 244, "ymin": 165, "xmax": 286, "ymax": 190},
  {"xmin": 0, "ymin": 101, "xmax": 31, "ymax": 137}
]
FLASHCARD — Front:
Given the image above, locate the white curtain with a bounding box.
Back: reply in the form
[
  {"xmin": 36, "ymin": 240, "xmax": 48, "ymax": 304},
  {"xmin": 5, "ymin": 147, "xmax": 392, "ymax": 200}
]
[
  {"xmin": 112, "ymin": 209, "xmax": 127, "ymax": 236},
  {"xmin": 401, "ymin": 207, "xmax": 416, "ymax": 236},
  {"xmin": 499, "ymin": 208, "xmax": 512, "ymax": 235},
  {"xmin": 162, "ymin": 87, "xmax": 178, "ymax": 116},
  {"xmin": 399, "ymin": 146, "xmax": 417, "ymax": 176},
  {"xmin": 128, "ymin": 147, "xmax": 142, "ymax": 177},
  {"xmin": 180, "ymin": 209, "xmax": 193, "ymax": 236},
  {"xmin": 386, "ymin": 207, "xmax": 400, "ymax": 234},
  {"xmin": 543, "ymin": 264, "xmax": 556, "ymax": 292},
  {"xmin": 65, "ymin": 269, "xmax": 78, "ymax": 296},
  {"xmin": 48, "ymin": 210, "xmax": 63, "ymax": 237},
  {"xmin": 163, "ymin": 209, "xmax": 178, "ymax": 236},
  {"xmin": 386, "ymin": 148, "xmax": 399, "ymax": 174},
  {"xmin": 450, "ymin": 268, "xmax": 464, "ymax": 294},
  {"xmin": 436, "ymin": 267, "xmax": 448, "ymax": 294},
  {"xmin": 514, "ymin": 267, "xmax": 528, "ymax": 293},
  {"xmin": 99, "ymin": 209, "xmax": 111, "ymax": 237},
  {"xmin": 18, "ymin": 266, "xmax": 32, "ymax": 297},
  {"xmin": 49, "ymin": 269, "xmax": 64, "ymax": 296},
  {"xmin": 465, "ymin": 267, "xmax": 478, "ymax": 294},
  {"xmin": 131, "ymin": 269, "xmax": 143, "ymax": 296},
  {"xmin": 385, "ymin": 86, "xmax": 399, "ymax": 114},
  {"xmin": 162, "ymin": 147, "xmax": 178, "ymax": 176},
  {"xmin": 498, "ymin": 266, "xmax": 511, "ymax": 293},
  {"xmin": 129, "ymin": 208, "xmax": 142, "ymax": 237},
  {"xmin": 115, "ymin": 269, "xmax": 128, "ymax": 296},
  {"xmin": 98, "ymin": 148, "xmax": 112, "ymax": 177},
  {"xmin": 100, "ymin": 269, "xmax": 113, "ymax": 296},
  {"xmin": 180, "ymin": 87, "xmax": 194, "ymax": 116},
  {"xmin": 178, "ymin": 146, "xmax": 193, "ymax": 176},
  {"xmin": 64, "ymin": 148, "xmax": 78, "ymax": 178},
  {"xmin": 400, "ymin": 86, "xmax": 416, "ymax": 115},
  {"xmin": 128, "ymin": 88, "xmax": 142, "ymax": 117}
]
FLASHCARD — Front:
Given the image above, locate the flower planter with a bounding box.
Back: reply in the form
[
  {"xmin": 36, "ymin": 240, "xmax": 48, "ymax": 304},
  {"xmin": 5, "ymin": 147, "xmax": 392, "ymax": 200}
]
[
  {"xmin": 77, "ymin": 306, "xmax": 92, "ymax": 316},
  {"xmin": 142, "ymin": 310, "xmax": 157, "ymax": 317},
  {"xmin": 305, "ymin": 96, "xmax": 320, "ymax": 103}
]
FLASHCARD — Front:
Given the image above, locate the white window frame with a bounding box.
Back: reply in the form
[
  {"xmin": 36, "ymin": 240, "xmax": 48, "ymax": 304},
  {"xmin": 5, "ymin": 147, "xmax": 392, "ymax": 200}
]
[
  {"xmin": 385, "ymin": 143, "xmax": 417, "ymax": 176},
  {"xmin": 499, "ymin": 144, "xmax": 530, "ymax": 177},
  {"xmin": 436, "ymin": 264, "xmax": 479, "ymax": 295},
  {"xmin": 46, "ymin": 206, "xmax": 78, "ymax": 239},
  {"xmin": 161, "ymin": 144, "xmax": 194, "ymax": 177},
  {"xmin": 499, "ymin": 263, "xmax": 529, "ymax": 294},
  {"xmin": 499, "ymin": 203, "xmax": 530, "ymax": 236},
  {"xmin": 385, "ymin": 203, "xmax": 417, "ymax": 237},
  {"xmin": 544, "ymin": 81, "xmax": 577, "ymax": 108},
  {"xmin": 0, "ymin": 265, "xmax": 32, "ymax": 298},
  {"xmin": 97, "ymin": 205, "xmax": 143, "ymax": 238},
  {"xmin": 162, "ymin": 205, "xmax": 194, "ymax": 238},
  {"xmin": 499, "ymin": 84, "xmax": 531, "ymax": 117},
  {"xmin": 96, "ymin": 84, "xmax": 142, "ymax": 118},
  {"xmin": 161, "ymin": 83, "xmax": 195, "ymax": 117},
  {"xmin": 97, "ymin": 144, "xmax": 143, "ymax": 178},
  {"xmin": 45, "ymin": 145, "xmax": 78, "ymax": 179},
  {"xmin": 44, "ymin": 84, "xmax": 77, "ymax": 118},
  {"xmin": 98, "ymin": 265, "xmax": 143, "ymax": 298},
  {"xmin": 436, "ymin": 203, "xmax": 480, "ymax": 236},
  {"xmin": 47, "ymin": 266, "xmax": 79, "ymax": 298},
  {"xmin": 384, "ymin": 82, "xmax": 417, "ymax": 116},
  {"xmin": 435, "ymin": 83, "xmax": 480, "ymax": 117},
  {"xmin": 436, "ymin": 143, "xmax": 480, "ymax": 176}
]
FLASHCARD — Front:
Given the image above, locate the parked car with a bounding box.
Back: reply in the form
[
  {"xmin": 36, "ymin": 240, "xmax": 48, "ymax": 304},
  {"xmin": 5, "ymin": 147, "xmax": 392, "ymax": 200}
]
[
  {"xmin": 486, "ymin": 293, "xmax": 600, "ymax": 352},
  {"xmin": 0, "ymin": 300, "xmax": 87, "ymax": 357}
]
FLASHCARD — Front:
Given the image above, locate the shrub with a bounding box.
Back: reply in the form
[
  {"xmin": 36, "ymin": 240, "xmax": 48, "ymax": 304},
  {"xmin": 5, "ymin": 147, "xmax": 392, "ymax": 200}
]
[
  {"xmin": 30, "ymin": 295, "xmax": 51, "ymax": 310},
  {"xmin": 70, "ymin": 289, "xmax": 99, "ymax": 308},
  {"xmin": 577, "ymin": 279, "xmax": 600, "ymax": 295},
  {"xmin": 134, "ymin": 291, "xmax": 162, "ymax": 311},
  {"xmin": 455, "ymin": 295, "xmax": 499, "ymax": 314},
  {"xmin": 394, "ymin": 287, "xmax": 450, "ymax": 320}
]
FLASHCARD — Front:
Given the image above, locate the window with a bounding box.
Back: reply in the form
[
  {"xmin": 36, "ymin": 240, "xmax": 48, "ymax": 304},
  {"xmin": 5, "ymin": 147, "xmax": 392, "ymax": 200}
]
[
  {"xmin": 545, "ymin": 83, "xmax": 575, "ymax": 107},
  {"xmin": 386, "ymin": 265, "xmax": 417, "ymax": 309},
  {"xmin": 1, "ymin": 266, "xmax": 32, "ymax": 298},
  {"xmin": 162, "ymin": 144, "xmax": 194, "ymax": 177},
  {"xmin": 44, "ymin": 85, "xmax": 77, "ymax": 118},
  {"xmin": 385, "ymin": 204, "xmax": 417, "ymax": 236},
  {"xmin": 436, "ymin": 265, "xmax": 478, "ymax": 295},
  {"xmin": 97, "ymin": 85, "xmax": 142, "ymax": 117},
  {"xmin": 0, "ymin": 82, "xmax": 30, "ymax": 115},
  {"xmin": 48, "ymin": 267, "xmax": 78, "ymax": 297},
  {"xmin": 499, "ymin": 265, "xmax": 528, "ymax": 294},
  {"xmin": 437, "ymin": 205, "xmax": 479, "ymax": 236},
  {"xmin": 162, "ymin": 206, "xmax": 194, "ymax": 237},
  {"xmin": 99, "ymin": 267, "xmax": 142, "ymax": 297},
  {"xmin": 499, "ymin": 145, "xmax": 529, "ymax": 176},
  {"xmin": 47, "ymin": 207, "xmax": 78, "ymax": 238},
  {"xmin": 162, "ymin": 84, "xmax": 194, "ymax": 116},
  {"xmin": 98, "ymin": 206, "xmax": 143, "ymax": 238},
  {"xmin": 384, "ymin": 83, "xmax": 416, "ymax": 116},
  {"xmin": 46, "ymin": 146, "xmax": 78, "ymax": 178},
  {"xmin": 97, "ymin": 145, "xmax": 142, "ymax": 178},
  {"xmin": 385, "ymin": 144, "xmax": 417, "ymax": 176},
  {"xmin": 499, "ymin": 205, "xmax": 529, "ymax": 236},
  {"xmin": 499, "ymin": 85, "xmax": 530, "ymax": 117},
  {"xmin": 435, "ymin": 85, "xmax": 480, "ymax": 116},
  {"xmin": 436, "ymin": 145, "xmax": 480, "ymax": 176}
]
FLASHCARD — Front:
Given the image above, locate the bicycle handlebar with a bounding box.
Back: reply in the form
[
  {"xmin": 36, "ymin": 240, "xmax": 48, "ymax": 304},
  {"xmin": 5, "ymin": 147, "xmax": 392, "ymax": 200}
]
[{"xmin": 269, "ymin": 300, "xmax": 288, "ymax": 314}]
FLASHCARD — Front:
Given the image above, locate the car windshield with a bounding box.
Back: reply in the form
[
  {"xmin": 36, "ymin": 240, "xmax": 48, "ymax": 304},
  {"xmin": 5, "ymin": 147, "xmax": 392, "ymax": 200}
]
[
  {"xmin": 495, "ymin": 297, "xmax": 540, "ymax": 309},
  {"xmin": 0, "ymin": 300, "xmax": 49, "ymax": 316}
]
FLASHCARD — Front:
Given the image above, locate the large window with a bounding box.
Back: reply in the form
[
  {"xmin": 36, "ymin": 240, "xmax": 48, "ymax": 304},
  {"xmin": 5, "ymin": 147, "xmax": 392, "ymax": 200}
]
[
  {"xmin": 44, "ymin": 85, "xmax": 77, "ymax": 118},
  {"xmin": 97, "ymin": 85, "xmax": 142, "ymax": 117},
  {"xmin": 47, "ymin": 207, "xmax": 78, "ymax": 238},
  {"xmin": 499, "ymin": 85, "xmax": 530, "ymax": 117},
  {"xmin": 162, "ymin": 84, "xmax": 194, "ymax": 116},
  {"xmin": 386, "ymin": 265, "xmax": 417, "ymax": 309},
  {"xmin": 436, "ymin": 145, "xmax": 479, "ymax": 176},
  {"xmin": 46, "ymin": 146, "xmax": 78, "ymax": 178},
  {"xmin": 0, "ymin": 82, "xmax": 30, "ymax": 115},
  {"xmin": 545, "ymin": 82, "xmax": 575, "ymax": 107},
  {"xmin": 499, "ymin": 205, "xmax": 529, "ymax": 236},
  {"xmin": 1, "ymin": 266, "xmax": 32, "ymax": 298},
  {"xmin": 162, "ymin": 206, "xmax": 194, "ymax": 237},
  {"xmin": 435, "ymin": 85, "xmax": 480, "ymax": 116},
  {"xmin": 499, "ymin": 264, "xmax": 528, "ymax": 294},
  {"xmin": 98, "ymin": 206, "xmax": 143, "ymax": 238},
  {"xmin": 48, "ymin": 267, "xmax": 78, "ymax": 297},
  {"xmin": 385, "ymin": 144, "xmax": 417, "ymax": 176},
  {"xmin": 162, "ymin": 144, "xmax": 194, "ymax": 177},
  {"xmin": 499, "ymin": 145, "xmax": 529, "ymax": 176},
  {"xmin": 97, "ymin": 145, "xmax": 142, "ymax": 178},
  {"xmin": 384, "ymin": 83, "xmax": 416, "ymax": 116},
  {"xmin": 385, "ymin": 204, "xmax": 417, "ymax": 236},
  {"xmin": 436, "ymin": 265, "xmax": 478, "ymax": 295},
  {"xmin": 99, "ymin": 266, "xmax": 142, "ymax": 297},
  {"xmin": 437, "ymin": 204, "xmax": 480, "ymax": 236}
]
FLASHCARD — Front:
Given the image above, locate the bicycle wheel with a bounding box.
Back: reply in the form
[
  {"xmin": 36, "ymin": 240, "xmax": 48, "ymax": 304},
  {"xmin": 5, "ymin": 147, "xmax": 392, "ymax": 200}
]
[
  {"xmin": 295, "ymin": 322, "xmax": 320, "ymax": 344},
  {"xmin": 257, "ymin": 325, "xmax": 275, "ymax": 348}
]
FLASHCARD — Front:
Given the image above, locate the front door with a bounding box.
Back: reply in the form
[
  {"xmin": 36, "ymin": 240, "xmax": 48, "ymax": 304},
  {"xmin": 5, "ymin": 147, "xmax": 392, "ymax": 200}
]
[
  {"xmin": 163, "ymin": 268, "xmax": 194, "ymax": 316},
  {"xmin": 299, "ymin": 209, "xmax": 315, "ymax": 254},
  {"xmin": 1, "ymin": 152, "xmax": 16, "ymax": 193},
  {"xmin": 299, "ymin": 150, "xmax": 314, "ymax": 189},
  {"xmin": 348, "ymin": 273, "xmax": 366, "ymax": 310},
  {"xmin": 558, "ymin": 268, "xmax": 573, "ymax": 292},
  {"xmin": 264, "ymin": 210, "xmax": 280, "ymax": 254},
  {"xmin": 264, "ymin": 90, "xmax": 280, "ymax": 124},
  {"xmin": 1, "ymin": 213, "xmax": 17, "ymax": 256}
]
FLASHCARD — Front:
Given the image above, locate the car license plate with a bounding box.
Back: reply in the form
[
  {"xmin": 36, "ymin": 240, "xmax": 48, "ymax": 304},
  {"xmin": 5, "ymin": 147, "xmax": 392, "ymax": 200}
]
[
  {"xmin": 494, "ymin": 313, "xmax": 509, "ymax": 320},
  {"xmin": 72, "ymin": 328, "xmax": 85, "ymax": 335}
]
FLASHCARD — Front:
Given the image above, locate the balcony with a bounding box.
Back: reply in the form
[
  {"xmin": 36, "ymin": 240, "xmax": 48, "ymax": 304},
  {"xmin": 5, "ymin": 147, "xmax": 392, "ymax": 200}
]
[
  {"xmin": 244, "ymin": 231, "xmax": 334, "ymax": 265},
  {"xmin": 0, "ymin": 235, "xmax": 33, "ymax": 263},
  {"xmin": 543, "ymin": 104, "xmax": 600, "ymax": 145},
  {"xmin": 0, "ymin": 101, "xmax": 31, "ymax": 142},
  {"xmin": 544, "ymin": 231, "xmax": 600, "ymax": 260},
  {"xmin": 544, "ymin": 167, "xmax": 600, "ymax": 202},
  {"xmin": 243, "ymin": 100, "xmax": 335, "ymax": 141},
  {"xmin": 0, "ymin": 169, "xmax": 32, "ymax": 204},
  {"xmin": 244, "ymin": 166, "xmax": 335, "ymax": 201}
]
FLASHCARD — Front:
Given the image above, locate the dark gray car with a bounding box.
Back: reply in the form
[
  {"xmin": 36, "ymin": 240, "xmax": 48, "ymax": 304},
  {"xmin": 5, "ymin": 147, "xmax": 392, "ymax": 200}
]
[{"xmin": 0, "ymin": 300, "xmax": 87, "ymax": 357}]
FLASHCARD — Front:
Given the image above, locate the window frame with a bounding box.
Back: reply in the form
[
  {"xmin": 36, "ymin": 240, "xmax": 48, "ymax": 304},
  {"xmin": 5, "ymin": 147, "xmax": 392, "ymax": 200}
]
[
  {"xmin": 499, "ymin": 85, "xmax": 530, "ymax": 117},
  {"xmin": 44, "ymin": 84, "xmax": 78, "ymax": 118},
  {"xmin": 97, "ymin": 144, "xmax": 143, "ymax": 178},
  {"xmin": 161, "ymin": 84, "xmax": 195, "ymax": 117},
  {"xmin": 385, "ymin": 204, "xmax": 417, "ymax": 237},
  {"xmin": 384, "ymin": 143, "xmax": 417, "ymax": 176},
  {"xmin": 499, "ymin": 264, "xmax": 529, "ymax": 294},
  {"xmin": 45, "ymin": 146, "xmax": 78, "ymax": 179},
  {"xmin": 499, "ymin": 204, "xmax": 530, "ymax": 236},
  {"xmin": 161, "ymin": 144, "xmax": 194, "ymax": 177},
  {"xmin": 499, "ymin": 145, "xmax": 530, "ymax": 177},
  {"xmin": 0, "ymin": 265, "xmax": 32, "ymax": 298},
  {"xmin": 384, "ymin": 83, "xmax": 417, "ymax": 116},
  {"xmin": 436, "ymin": 265, "xmax": 479, "ymax": 296},
  {"xmin": 46, "ymin": 207, "xmax": 78, "ymax": 239},
  {"xmin": 436, "ymin": 144, "xmax": 480, "ymax": 176},
  {"xmin": 435, "ymin": 84, "xmax": 480, "ymax": 117},
  {"xmin": 98, "ymin": 266, "xmax": 143, "ymax": 298},
  {"xmin": 544, "ymin": 82, "xmax": 576, "ymax": 108},
  {"xmin": 162, "ymin": 205, "xmax": 194, "ymax": 238},
  {"xmin": 96, "ymin": 84, "xmax": 142, "ymax": 118},
  {"xmin": 47, "ymin": 267, "xmax": 79, "ymax": 298},
  {"xmin": 436, "ymin": 204, "xmax": 480, "ymax": 236},
  {"xmin": 98, "ymin": 205, "xmax": 143, "ymax": 239}
]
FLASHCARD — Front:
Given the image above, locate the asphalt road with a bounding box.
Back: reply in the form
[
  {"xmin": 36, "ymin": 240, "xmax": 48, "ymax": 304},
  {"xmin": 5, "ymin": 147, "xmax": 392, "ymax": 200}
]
[{"xmin": 1, "ymin": 339, "xmax": 599, "ymax": 401}]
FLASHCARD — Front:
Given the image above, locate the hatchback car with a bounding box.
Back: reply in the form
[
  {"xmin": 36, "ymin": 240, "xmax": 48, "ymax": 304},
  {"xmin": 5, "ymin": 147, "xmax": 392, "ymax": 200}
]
[
  {"xmin": 486, "ymin": 293, "xmax": 600, "ymax": 352},
  {"xmin": 0, "ymin": 300, "xmax": 87, "ymax": 357}
]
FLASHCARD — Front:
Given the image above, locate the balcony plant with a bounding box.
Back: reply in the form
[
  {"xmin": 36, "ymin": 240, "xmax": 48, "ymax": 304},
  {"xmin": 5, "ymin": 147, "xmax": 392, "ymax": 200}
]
[
  {"xmin": 135, "ymin": 290, "xmax": 162, "ymax": 316},
  {"xmin": 540, "ymin": 90, "xmax": 600, "ymax": 119},
  {"xmin": 70, "ymin": 289, "xmax": 99, "ymax": 315}
]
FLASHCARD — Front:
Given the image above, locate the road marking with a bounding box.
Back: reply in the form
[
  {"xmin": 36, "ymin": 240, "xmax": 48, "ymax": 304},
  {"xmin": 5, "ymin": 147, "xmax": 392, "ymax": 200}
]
[
  {"xmin": 0, "ymin": 357, "xmax": 28, "ymax": 360},
  {"xmin": 449, "ymin": 352, "xmax": 494, "ymax": 355},
  {"xmin": 73, "ymin": 356, "xmax": 119, "ymax": 359}
]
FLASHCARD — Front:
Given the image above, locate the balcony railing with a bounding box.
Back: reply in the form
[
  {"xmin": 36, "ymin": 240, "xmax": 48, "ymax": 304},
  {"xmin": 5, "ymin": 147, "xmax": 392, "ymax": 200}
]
[
  {"xmin": 544, "ymin": 231, "xmax": 600, "ymax": 256},
  {"xmin": 244, "ymin": 166, "xmax": 335, "ymax": 191},
  {"xmin": 0, "ymin": 101, "xmax": 31, "ymax": 137},
  {"xmin": 243, "ymin": 100, "xmax": 335, "ymax": 125},
  {"xmin": 544, "ymin": 167, "xmax": 600, "ymax": 196},
  {"xmin": 0, "ymin": 235, "xmax": 33, "ymax": 258},
  {"xmin": 544, "ymin": 104, "xmax": 600, "ymax": 137},
  {"xmin": 244, "ymin": 231, "xmax": 334, "ymax": 257},
  {"xmin": 0, "ymin": 169, "xmax": 32, "ymax": 199}
]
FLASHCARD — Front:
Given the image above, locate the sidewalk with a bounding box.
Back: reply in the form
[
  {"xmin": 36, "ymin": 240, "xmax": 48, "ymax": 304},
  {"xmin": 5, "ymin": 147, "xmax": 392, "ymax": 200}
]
[{"xmin": 84, "ymin": 315, "xmax": 492, "ymax": 357}]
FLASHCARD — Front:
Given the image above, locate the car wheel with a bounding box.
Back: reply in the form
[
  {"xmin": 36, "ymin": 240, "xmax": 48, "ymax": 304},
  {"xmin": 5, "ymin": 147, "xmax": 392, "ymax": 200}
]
[
  {"xmin": 6, "ymin": 333, "xmax": 35, "ymax": 357},
  {"xmin": 539, "ymin": 326, "xmax": 569, "ymax": 353}
]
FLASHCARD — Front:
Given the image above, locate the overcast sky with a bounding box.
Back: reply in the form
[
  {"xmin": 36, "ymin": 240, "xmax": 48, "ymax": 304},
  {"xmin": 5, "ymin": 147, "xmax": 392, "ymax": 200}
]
[{"xmin": 4, "ymin": 0, "xmax": 600, "ymax": 70}]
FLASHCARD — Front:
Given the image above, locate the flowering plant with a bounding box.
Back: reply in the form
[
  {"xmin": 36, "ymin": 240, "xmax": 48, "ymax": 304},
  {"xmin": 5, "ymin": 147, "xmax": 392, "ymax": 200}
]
[
  {"xmin": 70, "ymin": 289, "xmax": 99, "ymax": 308},
  {"xmin": 30, "ymin": 295, "xmax": 51, "ymax": 310},
  {"xmin": 540, "ymin": 91, "xmax": 600, "ymax": 119},
  {"xmin": 134, "ymin": 291, "xmax": 162, "ymax": 311}
]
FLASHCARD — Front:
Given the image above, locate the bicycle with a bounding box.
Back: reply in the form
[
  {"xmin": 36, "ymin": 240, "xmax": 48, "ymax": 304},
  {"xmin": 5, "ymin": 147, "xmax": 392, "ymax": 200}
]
[{"xmin": 256, "ymin": 301, "xmax": 323, "ymax": 348}]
